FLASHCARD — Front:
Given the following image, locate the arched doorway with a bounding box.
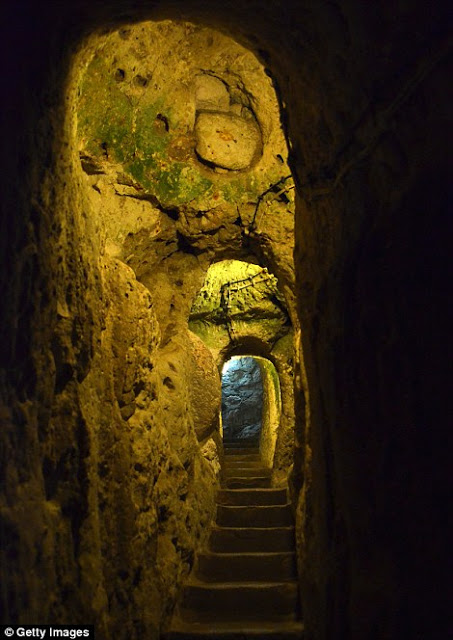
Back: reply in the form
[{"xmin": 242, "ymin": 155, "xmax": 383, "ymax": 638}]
[
  {"xmin": 221, "ymin": 354, "xmax": 282, "ymax": 468},
  {"xmin": 189, "ymin": 258, "xmax": 295, "ymax": 482},
  {"xmin": 221, "ymin": 356, "xmax": 263, "ymax": 446}
]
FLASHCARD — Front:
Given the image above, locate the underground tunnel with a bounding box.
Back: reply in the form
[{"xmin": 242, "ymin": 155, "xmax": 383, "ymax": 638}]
[
  {"xmin": 221, "ymin": 356, "xmax": 265, "ymax": 444},
  {"xmin": 1, "ymin": 2, "xmax": 451, "ymax": 640}
]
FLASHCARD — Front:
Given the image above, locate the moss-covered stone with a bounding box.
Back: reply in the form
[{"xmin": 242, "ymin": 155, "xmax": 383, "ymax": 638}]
[
  {"xmin": 77, "ymin": 21, "xmax": 293, "ymax": 216},
  {"xmin": 78, "ymin": 56, "xmax": 135, "ymax": 163}
]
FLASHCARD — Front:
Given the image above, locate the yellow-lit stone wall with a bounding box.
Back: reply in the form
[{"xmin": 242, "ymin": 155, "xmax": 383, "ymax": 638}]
[
  {"xmin": 0, "ymin": 18, "xmax": 296, "ymax": 638},
  {"xmin": 257, "ymin": 358, "xmax": 280, "ymax": 472}
]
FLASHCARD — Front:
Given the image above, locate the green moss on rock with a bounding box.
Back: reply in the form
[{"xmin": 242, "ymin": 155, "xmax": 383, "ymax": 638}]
[
  {"xmin": 77, "ymin": 23, "xmax": 292, "ymax": 213},
  {"xmin": 78, "ymin": 56, "xmax": 135, "ymax": 163}
]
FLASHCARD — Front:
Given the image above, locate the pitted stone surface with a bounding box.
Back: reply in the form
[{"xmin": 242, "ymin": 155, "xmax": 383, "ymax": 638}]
[
  {"xmin": 195, "ymin": 111, "xmax": 262, "ymax": 170},
  {"xmin": 186, "ymin": 330, "xmax": 221, "ymax": 441}
]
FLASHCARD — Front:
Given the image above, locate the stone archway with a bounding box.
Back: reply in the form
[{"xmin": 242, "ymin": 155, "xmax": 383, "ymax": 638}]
[
  {"xmin": 221, "ymin": 356, "xmax": 264, "ymax": 445},
  {"xmin": 220, "ymin": 354, "xmax": 283, "ymax": 469}
]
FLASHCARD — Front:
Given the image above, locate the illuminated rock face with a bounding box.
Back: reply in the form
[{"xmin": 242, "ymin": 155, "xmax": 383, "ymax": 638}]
[
  {"xmin": 186, "ymin": 331, "xmax": 222, "ymax": 442},
  {"xmin": 221, "ymin": 357, "xmax": 263, "ymax": 441},
  {"xmin": 195, "ymin": 111, "xmax": 262, "ymax": 170},
  {"xmin": 77, "ymin": 20, "xmax": 288, "ymax": 217},
  {"xmin": 189, "ymin": 260, "xmax": 290, "ymax": 351},
  {"xmin": 194, "ymin": 75, "xmax": 230, "ymax": 112}
]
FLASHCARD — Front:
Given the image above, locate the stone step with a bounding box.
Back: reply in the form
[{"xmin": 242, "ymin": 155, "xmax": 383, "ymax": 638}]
[
  {"xmin": 179, "ymin": 580, "xmax": 299, "ymax": 621},
  {"xmin": 217, "ymin": 488, "xmax": 288, "ymax": 506},
  {"xmin": 223, "ymin": 446, "xmax": 260, "ymax": 456},
  {"xmin": 224, "ymin": 450, "xmax": 260, "ymax": 457},
  {"xmin": 223, "ymin": 440, "xmax": 259, "ymax": 448},
  {"xmin": 195, "ymin": 551, "xmax": 297, "ymax": 582},
  {"xmin": 165, "ymin": 619, "xmax": 304, "ymax": 639},
  {"xmin": 209, "ymin": 526, "xmax": 294, "ymax": 553},
  {"xmin": 216, "ymin": 504, "xmax": 293, "ymax": 528},
  {"xmin": 224, "ymin": 476, "xmax": 271, "ymax": 489},
  {"xmin": 224, "ymin": 464, "xmax": 271, "ymax": 478},
  {"xmin": 224, "ymin": 460, "xmax": 268, "ymax": 467},
  {"xmin": 224, "ymin": 456, "xmax": 262, "ymax": 465}
]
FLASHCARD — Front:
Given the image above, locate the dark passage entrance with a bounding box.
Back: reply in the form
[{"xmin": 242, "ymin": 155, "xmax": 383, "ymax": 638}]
[
  {"xmin": 170, "ymin": 358, "xmax": 301, "ymax": 638},
  {"xmin": 221, "ymin": 356, "xmax": 263, "ymax": 445}
]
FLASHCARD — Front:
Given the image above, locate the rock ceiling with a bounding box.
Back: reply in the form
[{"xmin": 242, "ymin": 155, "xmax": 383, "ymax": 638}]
[{"xmin": 77, "ymin": 20, "xmax": 295, "ymax": 304}]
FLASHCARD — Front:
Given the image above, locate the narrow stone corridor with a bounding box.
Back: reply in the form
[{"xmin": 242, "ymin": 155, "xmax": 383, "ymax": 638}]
[
  {"xmin": 2, "ymin": 2, "xmax": 451, "ymax": 639},
  {"xmin": 167, "ymin": 441, "xmax": 303, "ymax": 638}
]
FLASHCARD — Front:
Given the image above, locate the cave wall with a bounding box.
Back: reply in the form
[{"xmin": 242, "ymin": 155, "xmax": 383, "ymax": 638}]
[
  {"xmin": 266, "ymin": 335, "xmax": 296, "ymax": 486},
  {"xmin": 189, "ymin": 261, "xmax": 291, "ymax": 352},
  {"xmin": 256, "ymin": 358, "xmax": 279, "ymax": 472},
  {"xmin": 1, "ymin": 11, "xmax": 225, "ymax": 639},
  {"xmin": 292, "ymin": 15, "xmax": 452, "ymax": 639},
  {"xmin": 77, "ymin": 21, "xmax": 296, "ymax": 315},
  {"xmin": 1, "ymin": 2, "xmax": 451, "ymax": 639},
  {"xmin": 0, "ymin": 242, "xmax": 220, "ymax": 635}
]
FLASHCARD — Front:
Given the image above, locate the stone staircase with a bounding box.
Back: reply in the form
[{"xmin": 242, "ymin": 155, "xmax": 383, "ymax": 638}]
[{"xmin": 165, "ymin": 441, "xmax": 304, "ymax": 639}]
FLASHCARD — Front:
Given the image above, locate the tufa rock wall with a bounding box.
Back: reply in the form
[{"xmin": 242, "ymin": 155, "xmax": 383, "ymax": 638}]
[{"xmin": 0, "ymin": 19, "xmax": 224, "ymax": 638}]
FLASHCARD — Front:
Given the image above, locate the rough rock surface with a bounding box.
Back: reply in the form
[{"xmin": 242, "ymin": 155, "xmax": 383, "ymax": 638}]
[
  {"xmin": 189, "ymin": 260, "xmax": 290, "ymax": 351},
  {"xmin": 221, "ymin": 357, "xmax": 263, "ymax": 440},
  {"xmin": 194, "ymin": 75, "xmax": 230, "ymax": 112},
  {"xmin": 195, "ymin": 111, "xmax": 262, "ymax": 170},
  {"xmin": 186, "ymin": 331, "xmax": 221, "ymax": 442},
  {"xmin": 77, "ymin": 20, "xmax": 290, "ymax": 223},
  {"xmin": 258, "ymin": 357, "xmax": 282, "ymax": 473}
]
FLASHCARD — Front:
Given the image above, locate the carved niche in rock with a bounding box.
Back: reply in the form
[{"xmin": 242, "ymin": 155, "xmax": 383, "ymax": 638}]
[{"xmin": 195, "ymin": 111, "xmax": 262, "ymax": 171}]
